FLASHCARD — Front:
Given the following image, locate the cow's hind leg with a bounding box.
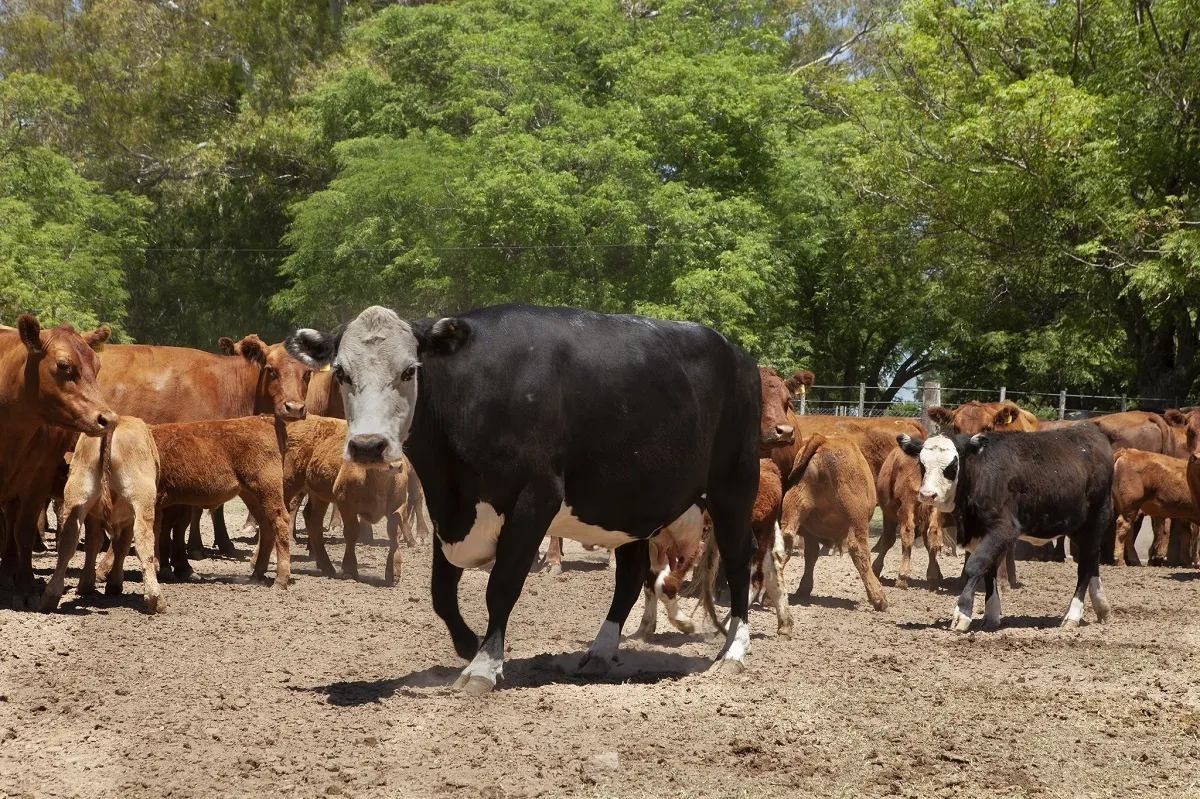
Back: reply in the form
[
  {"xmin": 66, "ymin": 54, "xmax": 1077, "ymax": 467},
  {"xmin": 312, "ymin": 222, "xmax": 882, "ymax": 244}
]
[
  {"xmin": 304, "ymin": 497, "xmax": 336, "ymax": 577},
  {"xmin": 342, "ymin": 513, "xmax": 363, "ymax": 581},
  {"xmin": 847, "ymin": 520, "xmax": 888, "ymax": 611},
  {"xmin": 40, "ymin": 504, "xmax": 94, "ymax": 612},
  {"xmin": 794, "ymin": 534, "xmax": 820, "ymax": 601},
  {"xmin": 871, "ymin": 516, "xmax": 897, "ymax": 581},
  {"xmin": 211, "ymin": 504, "xmax": 236, "ymax": 557},
  {"xmin": 580, "ymin": 539, "xmax": 649, "ymax": 675},
  {"xmin": 105, "ymin": 522, "xmax": 136, "ymax": 597},
  {"xmin": 1065, "ymin": 502, "xmax": 1112, "ymax": 628},
  {"xmin": 453, "ymin": 484, "xmax": 558, "ymax": 694},
  {"xmin": 763, "ymin": 522, "xmax": 792, "ymax": 637},
  {"xmin": 983, "ymin": 567, "xmax": 1003, "ymax": 629},
  {"xmin": 707, "ymin": 493, "xmax": 754, "ymax": 675},
  {"xmin": 186, "ymin": 507, "xmax": 204, "ymax": 558},
  {"xmin": 384, "ymin": 511, "xmax": 405, "ymax": 586}
]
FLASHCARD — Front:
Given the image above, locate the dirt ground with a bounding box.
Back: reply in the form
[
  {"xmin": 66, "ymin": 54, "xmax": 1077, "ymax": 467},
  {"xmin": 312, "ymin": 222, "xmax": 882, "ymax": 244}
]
[{"xmin": 2, "ymin": 505, "xmax": 1199, "ymax": 799}]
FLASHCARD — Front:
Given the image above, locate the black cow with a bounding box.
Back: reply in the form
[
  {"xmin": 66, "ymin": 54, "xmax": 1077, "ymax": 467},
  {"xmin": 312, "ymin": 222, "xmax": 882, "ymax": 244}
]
[
  {"xmin": 898, "ymin": 425, "xmax": 1114, "ymax": 631},
  {"xmin": 287, "ymin": 304, "xmax": 760, "ymax": 694}
]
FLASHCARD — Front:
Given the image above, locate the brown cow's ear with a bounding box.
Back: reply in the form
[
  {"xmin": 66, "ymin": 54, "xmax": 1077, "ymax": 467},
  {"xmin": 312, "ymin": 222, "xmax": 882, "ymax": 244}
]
[
  {"xmin": 793, "ymin": 369, "xmax": 816, "ymax": 388},
  {"xmin": 1164, "ymin": 409, "xmax": 1188, "ymax": 426},
  {"xmin": 84, "ymin": 325, "xmax": 111, "ymax": 350},
  {"xmin": 993, "ymin": 402, "xmax": 1021, "ymax": 427},
  {"xmin": 217, "ymin": 336, "xmax": 238, "ymax": 356},
  {"xmin": 17, "ymin": 314, "xmax": 42, "ymax": 352},
  {"xmin": 926, "ymin": 406, "xmax": 954, "ymax": 427},
  {"xmin": 237, "ymin": 335, "xmax": 268, "ymax": 367}
]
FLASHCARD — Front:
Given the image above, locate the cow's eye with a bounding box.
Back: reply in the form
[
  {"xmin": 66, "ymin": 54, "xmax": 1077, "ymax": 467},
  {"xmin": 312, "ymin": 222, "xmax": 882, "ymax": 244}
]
[
  {"xmin": 55, "ymin": 360, "xmax": 73, "ymax": 375},
  {"xmin": 944, "ymin": 460, "xmax": 958, "ymax": 480},
  {"xmin": 333, "ymin": 364, "xmax": 351, "ymax": 386},
  {"xmin": 400, "ymin": 364, "xmax": 417, "ymax": 382},
  {"xmin": 265, "ymin": 366, "xmax": 278, "ymax": 378}
]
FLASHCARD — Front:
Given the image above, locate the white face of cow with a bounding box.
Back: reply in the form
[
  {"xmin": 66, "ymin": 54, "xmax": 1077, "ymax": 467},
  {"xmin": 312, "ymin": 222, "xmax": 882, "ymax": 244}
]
[
  {"xmin": 289, "ymin": 306, "xmax": 420, "ymax": 466},
  {"xmin": 912, "ymin": 435, "xmax": 960, "ymax": 513}
]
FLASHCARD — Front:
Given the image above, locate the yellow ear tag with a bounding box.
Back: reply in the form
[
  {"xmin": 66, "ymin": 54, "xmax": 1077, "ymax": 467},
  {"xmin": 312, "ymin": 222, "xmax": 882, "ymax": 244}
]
[
  {"xmin": 319, "ymin": 364, "xmax": 332, "ymax": 373},
  {"xmin": 799, "ymin": 385, "xmax": 806, "ymax": 395}
]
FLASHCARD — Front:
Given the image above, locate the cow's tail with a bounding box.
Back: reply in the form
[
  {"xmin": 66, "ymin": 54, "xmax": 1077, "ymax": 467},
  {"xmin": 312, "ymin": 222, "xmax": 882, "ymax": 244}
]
[
  {"xmin": 97, "ymin": 425, "xmax": 115, "ymax": 521},
  {"xmin": 1150, "ymin": 413, "xmax": 1177, "ymax": 457},
  {"xmin": 785, "ymin": 434, "xmax": 826, "ymax": 489},
  {"xmin": 686, "ymin": 524, "xmax": 729, "ymax": 636}
]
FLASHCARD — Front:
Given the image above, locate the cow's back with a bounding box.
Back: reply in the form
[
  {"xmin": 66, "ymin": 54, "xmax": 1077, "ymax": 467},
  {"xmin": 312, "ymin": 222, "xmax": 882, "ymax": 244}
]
[
  {"xmin": 408, "ymin": 306, "xmax": 759, "ymax": 538},
  {"xmin": 152, "ymin": 416, "xmax": 282, "ymax": 503},
  {"xmin": 97, "ymin": 343, "xmax": 252, "ymax": 423}
]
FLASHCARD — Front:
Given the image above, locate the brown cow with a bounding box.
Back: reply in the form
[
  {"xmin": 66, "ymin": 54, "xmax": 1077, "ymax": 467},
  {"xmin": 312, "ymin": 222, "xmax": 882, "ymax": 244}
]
[
  {"xmin": 0, "ymin": 316, "xmax": 116, "ymax": 607},
  {"xmin": 873, "ymin": 446, "xmax": 944, "ymax": 589},
  {"xmin": 1180, "ymin": 410, "xmax": 1200, "ymax": 568},
  {"xmin": 632, "ymin": 505, "xmax": 711, "ymax": 638},
  {"xmin": 926, "ymin": 400, "xmax": 1039, "ymax": 434},
  {"xmin": 1111, "ymin": 448, "xmax": 1200, "ymax": 567},
  {"xmin": 41, "ymin": 418, "xmax": 163, "ymax": 613},
  {"xmin": 780, "ymin": 434, "xmax": 888, "ymax": 611},
  {"xmin": 281, "ymin": 416, "xmax": 429, "ymax": 585}
]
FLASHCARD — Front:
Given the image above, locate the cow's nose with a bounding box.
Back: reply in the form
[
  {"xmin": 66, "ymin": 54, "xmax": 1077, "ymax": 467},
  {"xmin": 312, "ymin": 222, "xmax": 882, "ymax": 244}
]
[
  {"xmin": 776, "ymin": 424, "xmax": 795, "ymax": 440},
  {"xmin": 96, "ymin": 412, "xmax": 116, "ymax": 430},
  {"xmin": 918, "ymin": 490, "xmax": 937, "ymax": 503},
  {"xmin": 347, "ymin": 434, "xmax": 388, "ymax": 463},
  {"xmin": 284, "ymin": 401, "xmax": 306, "ymax": 419}
]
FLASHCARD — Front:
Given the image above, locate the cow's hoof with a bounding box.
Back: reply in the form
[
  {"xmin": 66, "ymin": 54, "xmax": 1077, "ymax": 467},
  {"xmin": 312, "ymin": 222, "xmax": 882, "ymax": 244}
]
[
  {"xmin": 104, "ymin": 582, "xmax": 124, "ymax": 597},
  {"xmin": 187, "ymin": 546, "xmax": 207, "ymax": 560},
  {"xmin": 1059, "ymin": 617, "xmax": 1080, "ymax": 630},
  {"xmin": 895, "ymin": 577, "xmax": 908, "ymax": 590},
  {"xmin": 707, "ymin": 657, "xmax": 745, "ymax": 676},
  {"xmin": 983, "ymin": 617, "xmax": 1002, "ymax": 631},
  {"xmin": 776, "ymin": 623, "xmax": 794, "ymax": 639},
  {"xmin": 1148, "ymin": 556, "xmax": 1168, "ymax": 567},
  {"xmin": 670, "ymin": 618, "xmax": 695, "ymax": 635},
  {"xmin": 949, "ymin": 609, "xmax": 972, "ymax": 632},
  {"xmin": 173, "ymin": 564, "xmax": 193, "ymax": 581},
  {"xmin": 13, "ymin": 592, "xmax": 38, "ymax": 611},
  {"xmin": 631, "ymin": 625, "xmax": 654, "ymax": 642},
  {"xmin": 577, "ymin": 650, "xmax": 614, "ymax": 677},
  {"xmin": 38, "ymin": 592, "xmax": 62, "ymax": 613},
  {"xmin": 272, "ymin": 578, "xmax": 289, "ymax": 590},
  {"xmin": 452, "ymin": 674, "xmax": 496, "ymax": 695},
  {"xmin": 144, "ymin": 593, "xmax": 164, "ymax": 614},
  {"xmin": 872, "ymin": 597, "xmax": 889, "ymax": 612},
  {"xmin": 546, "ymin": 562, "xmax": 562, "ymax": 577}
]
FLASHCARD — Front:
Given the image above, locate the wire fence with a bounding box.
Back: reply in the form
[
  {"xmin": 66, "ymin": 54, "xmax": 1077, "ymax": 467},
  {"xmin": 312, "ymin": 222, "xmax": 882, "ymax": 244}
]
[{"xmin": 793, "ymin": 382, "xmax": 1179, "ymax": 420}]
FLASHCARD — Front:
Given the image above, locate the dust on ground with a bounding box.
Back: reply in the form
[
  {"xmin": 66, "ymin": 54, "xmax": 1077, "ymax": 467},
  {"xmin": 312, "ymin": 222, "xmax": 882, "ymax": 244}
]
[{"xmin": 2, "ymin": 505, "xmax": 1199, "ymax": 799}]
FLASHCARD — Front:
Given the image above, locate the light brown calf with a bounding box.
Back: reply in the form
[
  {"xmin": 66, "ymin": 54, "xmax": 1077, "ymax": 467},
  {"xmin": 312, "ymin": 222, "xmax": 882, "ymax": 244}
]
[
  {"xmin": 41, "ymin": 418, "xmax": 163, "ymax": 613},
  {"xmin": 781, "ymin": 434, "xmax": 888, "ymax": 611},
  {"xmin": 283, "ymin": 416, "xmax": 429, "ymax": 585},
  {"xmin": 1112, "ymin": 448, "xmax": 1200, "ymax": 567},
  {"xmin": 873, "ymin": 446, "xmax": 944, "ymax": 589},
  {"xmin": 632, "ymin": 506, "xmax": 710, "ymax": 638}
]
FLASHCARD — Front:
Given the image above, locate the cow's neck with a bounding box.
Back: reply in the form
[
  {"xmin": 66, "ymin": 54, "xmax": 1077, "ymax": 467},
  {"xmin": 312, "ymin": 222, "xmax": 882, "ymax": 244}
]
[
  {"xmin": 227, "ymin": 359, "xmax": 264, "ymax": 417},
  {"xmin": 0, "ymin": 344, "xmax": 42, "ymax": 433}
]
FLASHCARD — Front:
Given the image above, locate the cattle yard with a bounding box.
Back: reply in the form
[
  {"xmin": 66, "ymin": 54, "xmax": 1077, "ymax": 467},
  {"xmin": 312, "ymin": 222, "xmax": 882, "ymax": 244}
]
[{"xmin": 2, "ymin": 513, "xmax": 1198, "ymax": 799}]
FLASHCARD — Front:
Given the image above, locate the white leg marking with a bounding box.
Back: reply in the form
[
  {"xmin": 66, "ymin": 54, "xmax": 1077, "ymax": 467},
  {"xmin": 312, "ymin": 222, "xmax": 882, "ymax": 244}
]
[
  {"xmin": 950, "ymin": 605, "xmax": 972, "ymax": 632},
  {"xmin": 634, "ymin": 586, "xmax": 658, "ymax": 639},
  {"xmin": 1061, "ymin": 595, "xmax": 1086, "ymax": 629},
  {"xmin": 579, "ymin": 619, "xmax": 621, "ymax": 675},
  {"xmin": 984, "ymin": 586, "xmax": 1002, "ymax": 629},
  {"xmin": 1087, "ymin": 576, "xmax": 1111, "ymax": 623},
  {"xmin": 708, "ymin": 615, "xmax": 750, "ymax": 674},
  {"xmin": 458, "ymin": 648, "xmax": 504, "ymax": 686},
  {"xmin": 664, "ymin": 594, "xmax": 694, "ymax": 634}
]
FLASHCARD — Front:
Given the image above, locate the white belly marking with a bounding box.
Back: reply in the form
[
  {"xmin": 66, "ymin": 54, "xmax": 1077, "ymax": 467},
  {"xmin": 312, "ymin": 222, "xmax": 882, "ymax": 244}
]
[
  {"xmin": 547, "ymin": 502, "xmax": 636, "ymax": 548},
  {"xmin": 440, "ymin": 502, "xmax": 504, "ymax": 569},
  {"xmin": 1019, "ymin": 534, "xmax": 1064, "ymax": 546}
]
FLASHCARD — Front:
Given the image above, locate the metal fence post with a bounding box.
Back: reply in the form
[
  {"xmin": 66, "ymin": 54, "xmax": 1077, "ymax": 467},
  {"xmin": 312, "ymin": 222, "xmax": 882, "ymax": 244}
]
[
  {"xmin": 1058, "ymin": 389, "xmax": 1067, "ymax": 420},
  {"xmin": 1121, "ymin": 394, "xmax": 1127, "ymax": 412},
  {"xmin": 999, "ymin": 385, "xmax": 1006, "ymax": 402},
  {"xmin": 799, "ymin": 387, "xmax": 807, "ymax": 416},
  {"xmin": 858, "ymin": 383, "xmax": 866, "ymax": 417}
]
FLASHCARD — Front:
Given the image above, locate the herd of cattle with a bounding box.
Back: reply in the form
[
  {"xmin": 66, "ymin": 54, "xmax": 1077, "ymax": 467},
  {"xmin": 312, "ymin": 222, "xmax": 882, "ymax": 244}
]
[{"xmin": 3, "ymin": 306, "xmax": 1200, "ymax": 693}]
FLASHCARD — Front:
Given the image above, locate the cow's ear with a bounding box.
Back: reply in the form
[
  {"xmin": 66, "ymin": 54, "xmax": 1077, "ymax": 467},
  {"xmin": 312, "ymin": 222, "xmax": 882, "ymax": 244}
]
[
  {"xmin": 286, "ymin": 328, "xmax": 338, "ymax": 369},
  {"xmin": 420, "ymin": 317, "xmax": 471, "ymax": 356},
  {"xmin": 63, "ymin": 451, "xmax": 74, "ymax": 466},
  {"xmin": 785, "ymin": 369, "xmax": 815, "ymax": 395},
  {"xmin": 993, "ymin": 402, "xmax": 1020, "ymax": 427},
  {"xmin": 898, "ymin": 434, "xmax": 925, "ymax": 457},
  {"xmin": 17, "ymin": 314, "xmax": 43, "ymax": 352},
  {"xmin": 235, "ymin": 335, "xmax": 268, "ymax": 368},
  {"xmin": 83, "ymin": 325, "xmax": 110, "ymax": 350},
  {"xmin": 217, "ymin": 336, "xmax": 238, "ymax": 356},
  {"xmin": 1165, "ymin": 409, "xmax": 1187, "ymax": 426},
  {"xmin": 926, "ymin": 406, "xmax": 954, "ymax": 427},
  {"xmin": 967, "ymin": 433, "xmax": 987, "ymax": 454}
]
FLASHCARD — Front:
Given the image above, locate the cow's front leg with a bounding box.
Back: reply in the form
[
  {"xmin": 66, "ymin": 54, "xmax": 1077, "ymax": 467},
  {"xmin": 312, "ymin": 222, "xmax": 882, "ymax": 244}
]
[
  {"xmin": 431, "ymin": 544, "xmax": 477, "ymax": 661},
  {"xmin": 580, "ymin": 538, "xmax": 648, "ymax": 675},
  {"xmin": 983, "ymin": 568, "xmax": 1002, "ymax": 629},
  {"xmin": 452, "ymin": 490, "xmax": 555, "ymax": 695},
  {"xmin": 952, "ymin": 533, "xmax": 1007, "ymax": 632}
]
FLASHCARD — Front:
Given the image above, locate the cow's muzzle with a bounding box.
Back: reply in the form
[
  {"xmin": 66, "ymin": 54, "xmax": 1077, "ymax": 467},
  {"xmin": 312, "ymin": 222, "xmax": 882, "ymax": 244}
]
[{"xmin": 347, "ymin": 434, "xmax": 389, "ymax": 464}]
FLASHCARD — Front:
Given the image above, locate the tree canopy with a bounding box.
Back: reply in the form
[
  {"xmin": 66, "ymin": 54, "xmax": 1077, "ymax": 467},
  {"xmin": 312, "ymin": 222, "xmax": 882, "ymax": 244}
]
[{"xmin": 0, "ymin": 0, "xmax": 1196, "ymax": 401}]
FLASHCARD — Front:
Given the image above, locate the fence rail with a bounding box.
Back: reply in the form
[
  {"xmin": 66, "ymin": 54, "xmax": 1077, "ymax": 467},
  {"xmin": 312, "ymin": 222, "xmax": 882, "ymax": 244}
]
[{"xmin": 793, "ymin": 381, "xmax": 1179, "ymax": 420}]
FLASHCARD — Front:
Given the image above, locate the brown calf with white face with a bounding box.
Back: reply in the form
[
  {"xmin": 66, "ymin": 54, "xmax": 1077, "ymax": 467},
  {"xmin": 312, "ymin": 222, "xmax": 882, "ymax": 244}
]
[
  {"xmin": 1111, "ymin": 448, "xmax": 1200, "ymax": 567},
  {"xmin": 41, "ymin": 417, "xmax": 163, "ymax": 613}
]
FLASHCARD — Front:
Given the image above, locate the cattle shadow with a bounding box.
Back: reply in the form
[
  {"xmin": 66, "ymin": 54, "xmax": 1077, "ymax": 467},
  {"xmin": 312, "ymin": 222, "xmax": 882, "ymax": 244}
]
[
  {"xmin": 788, "ymin": 594, "xmax": 859, "ymax": 611},
  {"xmin": 898, "ymin": 614, "xmax": 1065, "ymax": 632},
  {"xmin": 299, "ymin": 650, "xmax": 712, "ymax": 706},
  {"xmin": 1163, "ymin": 571, "xmax": 1200, "ymax": 582},
  {"xmin": 52, "ymin": 590, "xmax": 150, "ymax": 616}
]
